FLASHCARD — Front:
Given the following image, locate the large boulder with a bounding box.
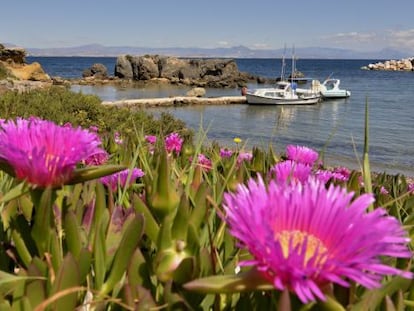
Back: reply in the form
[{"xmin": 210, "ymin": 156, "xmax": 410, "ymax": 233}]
[
  {"xmin": 131, "ymin": 55, "xmax": 159, "ymax": 80},
  {"xmin": 82, "ymin": 63, "xmax": 108, "ymax": 79},
  {"xmin": 114, "ymin": 55, "xmax": 133, "ymax": 79},
  {"xmin": 5, "ymin": 61, "xmax": 50, "ymax": 81},
  {"xmin": 114, "ymin": 55, "xmax": 250, "ymax": 87}
]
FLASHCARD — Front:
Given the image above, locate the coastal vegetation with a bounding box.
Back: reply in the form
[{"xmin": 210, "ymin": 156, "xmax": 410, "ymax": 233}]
[{"xmin": 0, "ymin": 87, "xmax": 412, "ymax": 310}]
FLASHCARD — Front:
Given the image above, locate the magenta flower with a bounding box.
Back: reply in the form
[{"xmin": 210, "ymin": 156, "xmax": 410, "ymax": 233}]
[
  {"xmin": 84, "ymin": 150, "xmax": 109, "ymax": 166},
  {"xmin": 286, "ymin": 145, "xmax": 319, "ymax": 166},
  {"xmin": 0, "ymin": 117, "xmax": 104, "ymax": 187},
  {"xmin": 100, "ymin": 168, "xmax": 145, "ymax": 191},
  {"xmin": 269, "ymin": 160, "xmax": 312, "ymax": 185},
  {"xmin": 314, "ymin": 167, "xmax": 350, "ymax": 184},
  {"xmin": 165, "ymin": 132, "xmax": 183, "ymax": 154},
  {"xmin": 220, "ymin": 148, "xmax": 233, "ymax": 159},
  {"xmin": 223, "ymin": 176, "xmax": 412, "ymax": 303}
]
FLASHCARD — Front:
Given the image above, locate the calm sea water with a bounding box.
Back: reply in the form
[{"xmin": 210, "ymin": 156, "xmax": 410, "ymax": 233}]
[{"xmin": 28, "ymin": 56, "xmax": 414, "ymax": 176}]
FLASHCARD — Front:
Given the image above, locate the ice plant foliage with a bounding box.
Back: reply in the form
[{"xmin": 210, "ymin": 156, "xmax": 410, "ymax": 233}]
[
  {"xmin": 223, "ymin": 176, "xmax": 412, "ymax": 303},
  {"xmin": 0, "ymin": 117, "xmax": 105, "ymax": 187},
  {"xmin": 100, "ymin": 168, "xmax": 145, "ymax": 191}
]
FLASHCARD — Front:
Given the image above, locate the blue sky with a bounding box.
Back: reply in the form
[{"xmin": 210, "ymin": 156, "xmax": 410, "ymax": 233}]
[{"xmin": 2, "ymin": 0, "xmax": 414, "ymax": 53}]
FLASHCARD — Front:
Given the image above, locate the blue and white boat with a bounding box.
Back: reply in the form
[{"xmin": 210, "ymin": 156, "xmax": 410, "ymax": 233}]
[{"xmin": 319, "ymin": 78, "xmax": 351, "ymax": 99}]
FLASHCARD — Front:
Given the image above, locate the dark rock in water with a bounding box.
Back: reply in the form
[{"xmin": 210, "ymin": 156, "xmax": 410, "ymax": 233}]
[
  {"xmin": 288, "ymin": 70, "xmax": 306, "ymax": 83},
  {"xmin": 82, "ymin": 63, "xmax": 108, "ymax": 79},
  {"xmin": 114, "ymin": 54, "xmax": 251, "ymax": 88}
]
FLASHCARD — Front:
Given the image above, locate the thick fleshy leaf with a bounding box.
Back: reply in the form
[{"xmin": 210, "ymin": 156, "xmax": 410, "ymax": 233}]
[
  {"xmin": 99, "ymin": 214, "xmax": 144, "ymax": 297},
  {"xmin": 0, "ymin": 270, "xmax": 44, "ymax": 296},
  {"xmin": 63, "ymin": 210, "xmax": 83, "ymax": 258},
  {"xmin": 132, "ymin": 193, "xmax": 159, "ymax": 243},
  {"xmin": 68, "ymin": 164, "xmax": 127, "ymax": 185},
  {"xmin": 0, "ymin": 182, "xmax": 30, "ymax": 205},
  {"xmin": 189, "ymin": 182, "xmax": 209, "ymax": 230},
  {"xmin": 49, "ymin": 253, "xmax": 81, "ymax": 310},
  {"xmin": 31, "ymin": 188, "xmax": 54, "ymax": 255},
  {"xmin": 183, "ymin": 268, "xmax": 274, "ymax": 293}
]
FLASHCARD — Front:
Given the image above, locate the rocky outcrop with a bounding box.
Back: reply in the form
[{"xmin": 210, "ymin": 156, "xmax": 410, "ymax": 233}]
[
  {"xmin": 0, "ymin": 44, "xmax": 52, "ymax": 94},
  {"xmin": 82, "ymin": 63, "xmax": 108, "ymax": 79},
  {"xmin": 361, "ymin": 58, "xmax": 414, "ymax": 71},
  {"xmin": 114, "ymin": 55, "xmax": 253, "ymax": 88},
  {"xmin": 0, "ymin": 46, "xmax": 26, "ymax": 63}
]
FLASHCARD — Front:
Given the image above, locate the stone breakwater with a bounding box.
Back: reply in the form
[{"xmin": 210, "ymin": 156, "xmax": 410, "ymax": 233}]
[
  {"xmin": 101, "ymin": 96, "xmax": 247, "ymax": 108},
  {"xmin": 361, "ymin": 57, "xmax": 414, "ymax": 71}
]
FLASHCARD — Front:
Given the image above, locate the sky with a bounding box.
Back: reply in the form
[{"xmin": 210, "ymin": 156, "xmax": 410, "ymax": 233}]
[{"xmin": 2, "ymin": 0, "xmax": 414, "ymax": 54}]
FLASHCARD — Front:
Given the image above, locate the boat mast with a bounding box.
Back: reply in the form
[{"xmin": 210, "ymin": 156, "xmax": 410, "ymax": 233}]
[
  {"xmin": 280, "ymin": 44, "xmax": 286, "ymax": 81},
  {"xmin": 291, "ymin": 45, "xmax": 295, "ymax": 80}
]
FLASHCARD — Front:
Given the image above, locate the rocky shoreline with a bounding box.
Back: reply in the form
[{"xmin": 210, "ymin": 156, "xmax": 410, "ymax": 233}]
[
  {"xmin": 361, "ymin": 57, "xmax": 414, "ymax": 71},
  {"xmin": 1, "ymin": 44, "xmax": 274, "ymax": 95}
]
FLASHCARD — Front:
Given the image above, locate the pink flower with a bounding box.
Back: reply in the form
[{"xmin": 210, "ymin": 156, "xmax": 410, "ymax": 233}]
[
  {"xmin": 220, "ymin": 148, "xmax": 233, "ymax": 159},
  {"xmin": 269, "ymin": 160, "xmax": 312, "ymax": 185},
  {"xmin": 286, "ymin": 145, "xmax": 319, "ymax": 166},
  {"xmin": 237, "ymin": 152, "xmax": 253, "ymax": 165},
  {"xmin": 89, "ymin": 125, "xmax": 99, "ymax": 133},
  {"xmin": 145, "ymin": 135, "xmax": 157, "ymax": 145},
  {"xmin": 0, "ymin": 117, "xmax": 104, "ymax": 187},
  {"xmin": 196, "ymin": 153, "xmax": 212, "ymax": 171},
  {"xmin": 380, "ymin": 186, "xmax": 389, "ymax": 195},
  {"xmin": 114, "ymin": 131, "xmax": 123, "ymax": 145},
  {"xmin": 314, "ymin": 167, "xmax": 350, "ymax": 184},
  {"xmin": 223, "ymin": 176, "xmax": 412, "ymax": 303},
  {"xmin": 84, "ymin": 150, "xmax": 109, "ymax": 166},
  {"xmin": 165, "ymin": 132, "xmax": 183, "ymax": 154},
  {"xmin": 407, "ymin": 182, "xmax": 414, "ymax": 193},
  {"xmin": 100, "ymin": 168, "xmax": 145, "ymax": 191}
]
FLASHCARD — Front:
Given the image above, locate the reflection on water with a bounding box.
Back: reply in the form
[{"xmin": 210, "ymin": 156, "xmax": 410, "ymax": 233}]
[
  {"xmin": 71, "ymin": 84, "xmax": 241, "ymax": 101},
  {"xmin": 70, "ymin": 83, "xmax": 413, "ymax": 177},
  {"xmin": 244, "ymin": 105, "xmax": 298, "ymax": 130}
]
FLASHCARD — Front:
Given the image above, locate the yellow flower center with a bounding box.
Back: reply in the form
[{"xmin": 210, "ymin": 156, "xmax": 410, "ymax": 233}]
[{"xmin": 275, "ymin": 230, "xmax": 328, "ymax": 266}]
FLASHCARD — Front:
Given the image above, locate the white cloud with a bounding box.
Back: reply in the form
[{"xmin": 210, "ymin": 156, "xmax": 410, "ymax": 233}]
[
  {"xmin": 387, "ymin": 29, "xmax": 414, "ymax": 51},
  {"xmin": 216, "ymin": 41, "xmax": 230, "ymax": 47},
  {"xmin": 320, "ymin": 29, "xmax": 414, "ymax": 53},
  {"xmin": 251, "ymin": 43, "xmax": 272, "ymax": 49}
]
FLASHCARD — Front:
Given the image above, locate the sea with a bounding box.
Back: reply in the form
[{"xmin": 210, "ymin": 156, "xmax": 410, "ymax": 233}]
[{"xmin": 27, "ymin": 56, "xmax": 414, "ymax": 176}]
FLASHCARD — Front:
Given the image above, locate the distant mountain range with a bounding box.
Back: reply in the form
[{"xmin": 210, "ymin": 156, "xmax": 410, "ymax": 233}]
[{"xmin": 6, "ymin": 43, "xmax": 412, "ymax": 59}]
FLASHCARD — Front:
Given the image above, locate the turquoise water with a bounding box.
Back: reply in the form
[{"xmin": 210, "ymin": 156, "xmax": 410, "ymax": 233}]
[{"xmin": 28, "ymin": 57, "xmax": 414, "ymax": 176}]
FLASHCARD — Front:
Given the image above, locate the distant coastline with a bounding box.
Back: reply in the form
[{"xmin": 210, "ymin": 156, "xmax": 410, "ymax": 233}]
[{"xmin": 6, "ymin": 43, "xmax": 412, "ymax": 60}]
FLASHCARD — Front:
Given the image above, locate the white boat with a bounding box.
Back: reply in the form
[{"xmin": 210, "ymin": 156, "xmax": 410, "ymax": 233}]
[
  {"xmin": 246, "ymin": 81, "xmax": 321, "ymax": 105},
  {"xmin": 319, "ymin": 78, "xmax": 351, "ymax": 98},
  {"xmin": 245, "ymin": 48, "xmax": 321, "ymax": 105}
]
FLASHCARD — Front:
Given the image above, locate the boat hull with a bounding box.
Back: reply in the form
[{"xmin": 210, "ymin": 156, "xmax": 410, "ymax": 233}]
[
  {"xmin": 321, "ymin": 90, "xmax": 351, "ymax": 99},
  {"xmin": 246, "ymin": 93, "xmax": 320, "ymax": 105}
]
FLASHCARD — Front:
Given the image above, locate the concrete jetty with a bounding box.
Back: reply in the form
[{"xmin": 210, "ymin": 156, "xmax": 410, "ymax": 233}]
[{"xmin": 101, "ymin": 96, "xmax": 247, "ymax": 108}]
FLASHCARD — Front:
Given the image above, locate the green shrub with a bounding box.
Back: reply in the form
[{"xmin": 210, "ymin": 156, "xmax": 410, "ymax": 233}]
[
  {"xmin": 0, "ymin": 62, "xmax": 8, "ymax": 80},
  {"xmin": 0, "ymin": 86, "xmax": 193, "ymax": 142}
]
